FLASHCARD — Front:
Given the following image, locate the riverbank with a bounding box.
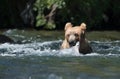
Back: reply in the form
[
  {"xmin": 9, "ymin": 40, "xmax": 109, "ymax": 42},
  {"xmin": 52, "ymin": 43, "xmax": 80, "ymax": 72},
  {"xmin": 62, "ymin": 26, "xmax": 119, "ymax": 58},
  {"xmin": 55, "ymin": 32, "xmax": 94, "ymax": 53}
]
[
  {"xmin": 86, "ymin": 31, "xmax": 120, "ymax": 41},
  {"xmin": 0, "ymin": 29, "xmax": 120, "ymax": 42}
]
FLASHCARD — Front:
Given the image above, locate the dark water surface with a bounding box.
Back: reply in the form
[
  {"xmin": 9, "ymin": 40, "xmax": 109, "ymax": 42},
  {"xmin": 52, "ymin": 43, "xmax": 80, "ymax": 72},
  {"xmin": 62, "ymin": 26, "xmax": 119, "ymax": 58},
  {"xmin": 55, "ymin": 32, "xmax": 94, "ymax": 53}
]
[{"xmin": 0, "ymin": 29, "xmax": 120, "ymax": 79}]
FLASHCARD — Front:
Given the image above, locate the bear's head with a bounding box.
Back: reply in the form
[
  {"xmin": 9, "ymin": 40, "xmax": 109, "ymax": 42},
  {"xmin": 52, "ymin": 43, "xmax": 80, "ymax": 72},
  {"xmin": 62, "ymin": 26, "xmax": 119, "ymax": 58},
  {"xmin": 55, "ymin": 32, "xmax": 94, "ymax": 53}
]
[{"xmin": 64, "ymin": 22, "xmax": 86, "ymax": 47}]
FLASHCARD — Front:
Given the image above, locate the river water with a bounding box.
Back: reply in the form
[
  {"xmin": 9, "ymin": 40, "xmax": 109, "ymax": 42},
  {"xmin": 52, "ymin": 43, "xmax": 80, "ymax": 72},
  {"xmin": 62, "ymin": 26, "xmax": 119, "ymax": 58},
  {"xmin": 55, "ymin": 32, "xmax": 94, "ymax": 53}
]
[{"xmin": 0, "ymin": 29, "xmax": 120, "ymax": 79}]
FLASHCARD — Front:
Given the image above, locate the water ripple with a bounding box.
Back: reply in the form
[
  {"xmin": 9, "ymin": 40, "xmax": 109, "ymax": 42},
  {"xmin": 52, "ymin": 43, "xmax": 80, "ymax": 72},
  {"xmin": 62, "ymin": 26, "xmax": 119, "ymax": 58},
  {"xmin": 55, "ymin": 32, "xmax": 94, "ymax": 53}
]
[{"xmin": 0, "ymin": 40, "xmax": 120, "ymax": 57}]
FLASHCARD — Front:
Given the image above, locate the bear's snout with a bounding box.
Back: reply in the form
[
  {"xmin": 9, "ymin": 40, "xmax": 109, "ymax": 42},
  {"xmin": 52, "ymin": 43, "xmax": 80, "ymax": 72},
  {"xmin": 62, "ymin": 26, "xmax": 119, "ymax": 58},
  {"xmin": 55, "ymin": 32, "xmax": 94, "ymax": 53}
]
[
  {"xmin": 69, "ymin": 40, "xmax": 77, "ymax": 47},
  {"xmin": 68, "ymin": 34, "xmax": 78, "ymax": 47}
]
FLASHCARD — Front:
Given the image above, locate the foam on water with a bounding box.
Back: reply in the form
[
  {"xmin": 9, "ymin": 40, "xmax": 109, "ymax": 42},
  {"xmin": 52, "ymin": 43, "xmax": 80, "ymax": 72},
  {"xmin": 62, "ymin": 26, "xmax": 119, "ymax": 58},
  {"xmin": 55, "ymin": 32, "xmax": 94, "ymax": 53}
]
[{"xmin": 0, "ymin": 40, "xmax": 120, "ymax": 57}]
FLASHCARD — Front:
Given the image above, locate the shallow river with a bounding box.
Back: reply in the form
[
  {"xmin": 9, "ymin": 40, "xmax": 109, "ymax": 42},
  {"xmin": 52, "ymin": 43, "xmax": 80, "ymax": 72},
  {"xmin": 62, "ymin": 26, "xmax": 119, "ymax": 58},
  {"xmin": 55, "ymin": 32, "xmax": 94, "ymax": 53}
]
[{"xmin": 0, "ymin": 29, "xmax": 120, "ymax": 79}]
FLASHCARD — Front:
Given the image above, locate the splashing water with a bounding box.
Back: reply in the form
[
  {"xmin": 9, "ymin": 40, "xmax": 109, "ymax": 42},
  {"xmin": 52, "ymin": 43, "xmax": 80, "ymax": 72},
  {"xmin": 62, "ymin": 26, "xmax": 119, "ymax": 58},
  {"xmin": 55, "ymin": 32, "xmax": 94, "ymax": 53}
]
[{"xmin": 0, "ymin": 40, "xmax": 120, "ymax": 57}]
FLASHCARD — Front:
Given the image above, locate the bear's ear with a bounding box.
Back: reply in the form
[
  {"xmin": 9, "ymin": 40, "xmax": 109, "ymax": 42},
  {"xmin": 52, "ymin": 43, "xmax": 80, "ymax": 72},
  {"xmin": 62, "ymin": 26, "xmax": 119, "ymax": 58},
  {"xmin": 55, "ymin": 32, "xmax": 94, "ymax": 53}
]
[
  {"xmin": 65, "ymin": 22, "xmax": 72, "ymax": 31},
  {"xmin": 80, "ymin": 23, "xmax": 86, "ymax": 34},
  {"xmin": 80, "ymin": 23, "xmax": 86, "ymax": 30}
]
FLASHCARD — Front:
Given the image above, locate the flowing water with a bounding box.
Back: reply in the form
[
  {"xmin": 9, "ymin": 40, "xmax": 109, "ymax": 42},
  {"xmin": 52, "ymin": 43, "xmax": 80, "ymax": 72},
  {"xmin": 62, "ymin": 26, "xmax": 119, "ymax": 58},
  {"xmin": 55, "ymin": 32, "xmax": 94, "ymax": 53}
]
[{"xmin": 0, "ymin": 29, "xmax": 120, "ymax": 79}]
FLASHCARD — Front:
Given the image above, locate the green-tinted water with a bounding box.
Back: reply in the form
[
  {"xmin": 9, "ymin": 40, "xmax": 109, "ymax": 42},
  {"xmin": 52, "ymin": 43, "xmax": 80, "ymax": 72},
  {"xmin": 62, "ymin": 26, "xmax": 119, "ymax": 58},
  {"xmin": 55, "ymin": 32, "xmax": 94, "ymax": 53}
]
[
  {"xmin": 0, "ymin": 56, "xmax": 119, "ymax": 79},
  {"xmin": 0, "ymin": 29, "xmax": 120, "ymax": 79}
]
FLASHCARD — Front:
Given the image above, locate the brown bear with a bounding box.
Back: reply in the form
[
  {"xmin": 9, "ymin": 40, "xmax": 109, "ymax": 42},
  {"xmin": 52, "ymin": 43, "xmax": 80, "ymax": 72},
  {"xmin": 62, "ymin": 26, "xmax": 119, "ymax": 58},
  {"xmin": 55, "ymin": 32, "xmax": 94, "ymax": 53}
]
[{"xmin": 61, "ymin": 22, "xmax": 92, "ymax": 54}]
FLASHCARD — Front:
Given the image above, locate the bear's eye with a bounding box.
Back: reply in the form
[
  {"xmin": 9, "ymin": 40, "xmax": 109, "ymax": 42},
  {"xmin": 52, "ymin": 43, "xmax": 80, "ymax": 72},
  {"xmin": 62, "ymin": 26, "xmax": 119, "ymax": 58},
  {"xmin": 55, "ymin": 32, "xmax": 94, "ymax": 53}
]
[
  {"xmin": 67, "ymin": 34, "xmax": 70, "ymax": 37},
  {"xmin": 74, "ymin": 33, "xmax": 79, "ymax": 37}
]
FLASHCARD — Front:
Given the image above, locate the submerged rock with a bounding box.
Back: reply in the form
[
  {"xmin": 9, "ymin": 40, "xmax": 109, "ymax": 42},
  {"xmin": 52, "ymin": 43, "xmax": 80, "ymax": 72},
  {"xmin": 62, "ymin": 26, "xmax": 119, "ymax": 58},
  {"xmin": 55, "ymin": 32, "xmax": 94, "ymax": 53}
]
[{"xmin": 0, "ymin": 34, "xmax": 14, "ymax": 43}]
